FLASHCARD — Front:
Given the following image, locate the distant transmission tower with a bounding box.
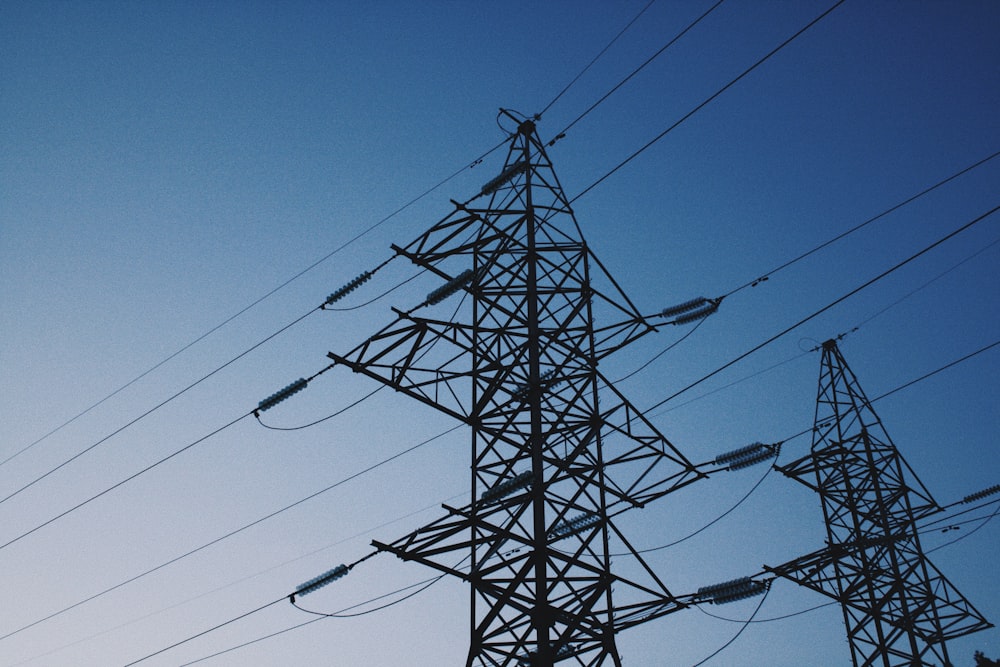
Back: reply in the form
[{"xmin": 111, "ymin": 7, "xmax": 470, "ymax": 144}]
[
  {"xmin": 765, "ymin": 339, "xmax": 991, "ymax": 667},
  {"xmin": 327, "ymin": 112, "xmax": 709, "ymax": 665}
]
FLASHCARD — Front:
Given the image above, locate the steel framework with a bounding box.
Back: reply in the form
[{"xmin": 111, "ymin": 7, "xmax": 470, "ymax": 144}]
[
  {"xmin": 328, "ymin": 114, "xmax": 706, "ymax": 666},
  {"xmin": 765, "ymin": 339, "xmax": 990, "ymax": 667}
]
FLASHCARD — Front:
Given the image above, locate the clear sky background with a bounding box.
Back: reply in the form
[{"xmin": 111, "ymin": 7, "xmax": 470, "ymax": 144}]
[{"xmin": 2, "ymin": 1, "xmax": 998, "ymax": 665}]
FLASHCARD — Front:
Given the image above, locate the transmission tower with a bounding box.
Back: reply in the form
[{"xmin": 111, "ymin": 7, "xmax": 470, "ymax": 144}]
[
  {"xmin": 765, "ymin": 339, "xmax": 991, "ymax": 667},
  {"xmin": 326, "ymin": 112, "xmax": 708, "ymax": 666}
]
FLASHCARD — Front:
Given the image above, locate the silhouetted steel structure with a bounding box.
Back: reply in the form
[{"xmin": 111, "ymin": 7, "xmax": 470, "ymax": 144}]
[
  {"xmin": 765, "ymin": 339, "xmax": 990, "ymax": 667},
  {"xmin": 328, "ymin": 113, "xmax": 706, "ymax": 666}
]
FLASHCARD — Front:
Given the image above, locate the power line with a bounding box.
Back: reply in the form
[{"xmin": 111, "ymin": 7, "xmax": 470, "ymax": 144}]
[
  {"xmin": 173, "ymin": 575, "xmax": 447, "ymax": 667},
  {"xmin": 570, "ymin": 0, "xmax": 845, "ymax": 203},
  {"xmin": 689, "ymin": 582, "xmax": 771, "ymax": 667},
  {"xmin": 548, "ymin": 0, "xmax": 726, "ymax": 143},
  {"xmin": 37, "ymin": 336, "xmax": 990, "ymax": 664},
  {"xmin": 0, "ymin": 305, "xmax": 322, "ymax": 509},
  {"xmin": 614, "ymin": 169, "xmax": 999, "ymax": 392},
  {"xmin": 122, "ymin": 597, "xmax": 286, "ymax": 667},
  {"xmin": 624, "ymin": 457, "xmax": 776, "ymax": 556},
  {"xmin": 643, "ymin": 203, "xmax": 999, "ymax": 413},
  {"xmin": 538, "ymin": 0, "xmax": 660, "ymax": 119},
  {"xmin": 872, "ymin": 338, "xmax": 1000, "ymax": 403},
  {"xmin": 723, "ymin": 149, "xmax": 1000, "ymax": 298},
  {"xmin": 0, "ymin": 423, "xmax": 462, "ymax": 645},
  {"xmin": 925, "ymin": 504, "xmax": 1000, "ymax": 554},
  {"xmin": 7, "ymin": 491, "xmax": 468, "ymax": 667},
  {"xmin": 2, "ymin": 139, "xmax": 508, "ymax": 473},
  {"xmin": 645, "ymin": 231, "xmax": 1000, "ymax": 417},
  {"xmin": 0, "ymin": 409, "xmax": 253, "ymax": 552}
]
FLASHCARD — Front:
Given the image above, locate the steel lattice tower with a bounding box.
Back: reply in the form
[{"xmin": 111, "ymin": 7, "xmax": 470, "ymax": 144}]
[
  {"xmin": 765, "ymin": 339, "xmax": 990, "ymax": 667},
  {"xmin": 328, "ymin": 114, "xmax": 706, "ymax": 666}
]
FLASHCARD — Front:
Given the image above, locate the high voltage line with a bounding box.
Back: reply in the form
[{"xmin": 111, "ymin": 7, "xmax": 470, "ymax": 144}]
[
  {"xmin": 570, "ymin": 0, "xmax": 846, "ymax": 203},
  {"xmin": 2, "ymin": 197, "xmax": 991, "ymax": 558},
  {"xmin": 5, "ymin": 3, "xmax": 997, "ymax": 664},
  {"xmin": 5, "ymin": 321, "xmax": 996, "ymax": 662},
  {"xmin": 2, "ymin": 103, "xmax": 994, "ymax": 525},
  {"xmin": 2, "ymin": 0, "xmax": 670, "ymax": 474},
  {"xmin": 109, "ymin": 483, "xmax": 999, "ymax": 667},
  {"xmin": 1, "ymin": 0, "xmax": 992, "ymax": 523}
]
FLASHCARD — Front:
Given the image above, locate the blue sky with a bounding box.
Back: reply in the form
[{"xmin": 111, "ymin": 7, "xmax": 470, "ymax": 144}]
[{"xmin": 1, "ymin": 1, "xmax": 998, "ymax": 665}]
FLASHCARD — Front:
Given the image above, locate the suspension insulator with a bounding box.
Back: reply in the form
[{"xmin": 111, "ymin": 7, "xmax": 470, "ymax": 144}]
[
  {"xmin": 961, "ymin": 484, "xmax": 1000, "ymax": 504},
  {"xmin": 325, "ymin": 271, "xmax": 373, "ymax": 305},
  {"xmin": 715, "ymin": 442, "xmax": 778, "ymax": 470},
  {"xmin": 480, "ymin": 160, "xmax": 527, "ymax": 196},
  {"xmin": 660, "ymin": 297, "xmax": 709, "ymax": 318},
  {"xmin": 479, "ymin": 471, "xmax": 533, "ymax": 505},
  {"xmin": 293, "ymin": 564, "xmax": 349, "ymax": 599},
  {"xmin": 671, "ymin": 300, "xmax": 719, "ymax": 325},
  {"xmin": 257, "ymin": 378, "xmax": 308, "ymax": 413},
  {"xmin": 426, "ymin": 269, "xmax": 474, "ymax": 305},
  {"xmin": 548, "ymin": 513, "xmax": 601, "ymax": 541},
  {"xmin": 696, "ymin": 577, "xmax": 767, "ymax": 604}
]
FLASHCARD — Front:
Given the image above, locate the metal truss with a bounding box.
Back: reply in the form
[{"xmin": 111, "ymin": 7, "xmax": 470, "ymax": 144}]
[
  {"xmin": 328, "ymin": 114, "xmax": 704, "ymax": 666},
  {"xmin": 765, "ymin": 339, "xmax": 990, "ymax": 667}
]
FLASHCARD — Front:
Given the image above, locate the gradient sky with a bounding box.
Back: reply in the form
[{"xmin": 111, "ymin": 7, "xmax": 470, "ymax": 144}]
[{"xmin": 2, "ymin": 1, "xmax": 998, "ymax": 665}]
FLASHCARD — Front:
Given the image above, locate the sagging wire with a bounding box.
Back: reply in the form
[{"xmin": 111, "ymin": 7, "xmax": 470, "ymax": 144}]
[
  {"xmin": 291, "ymin": 573, "xmax": 446, "ymax": 619},
  {"xmin": 123, "ymin": 551, "xmax": 378, "ymax": 666},
  {"xmin": 689, "ymin": 581, "xmax": 772, "ymax": 667},
  {"xmin": 697, "ymin": 600, "xmax": 837, "ymax": 625},
  {"xmin": 0, "ymin": 251, "xmax": 395, "ymax": 512},
  {"xmin": 0, "ymin": 302, "xmax": 321, "ymax": 511},
  {"xmin": 177, "ymin": 575, "xmax": 450, "ymax": 666},
  {"xmin": 612, "ymin": 315, "xmax": 706, "ymax": 382},
  {"xmin": 323, "ymin": 269, "xmax": 428, "ymax": 312},
  {"xmin": 618, "ymin": 448, "xmax": 780, "ymax": 556},
  {"xmin": 255, "ymin": 385, "xmax": 384, "ymax": 431},
  {"xmin": 612, "ymin": 300, "xmax": 718, "ymax": 384}
]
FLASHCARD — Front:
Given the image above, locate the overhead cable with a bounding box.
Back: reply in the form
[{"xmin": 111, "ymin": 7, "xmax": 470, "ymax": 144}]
[
  {"xmin": 550, "ymin": 0, "xmax": 726, "ymax": 146},
  {"xmin": 538, "ymin": 0, "xmax": 660, "ymax": 118},
  {"xmin": 570, "ymin": 0, "xmax": 846, "ymax": 203},
  {"xmin": 725, "ymin": 149, "xmax": 1000, "ymax": 298},
  {"xmin": 0, "ymin": 424, "xmax": 462, "ymax": 645},
  {"xmin": 689, "ymin": 583, "xmax": 771, "ymax": 667},
  {"xmin": 2, "ymin": 138, "xmax": 508, "ymax": 473},
  {"xmin": 0, "ymin": 363, "xmax": 336, "ymax": 553},
  {"xmin": 0, "ymin": 306, "xmax": 320, "ymax": 509},
  {"xmin": 643, "ymin": 203, "xmax": 999, "ymax": 412}
]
